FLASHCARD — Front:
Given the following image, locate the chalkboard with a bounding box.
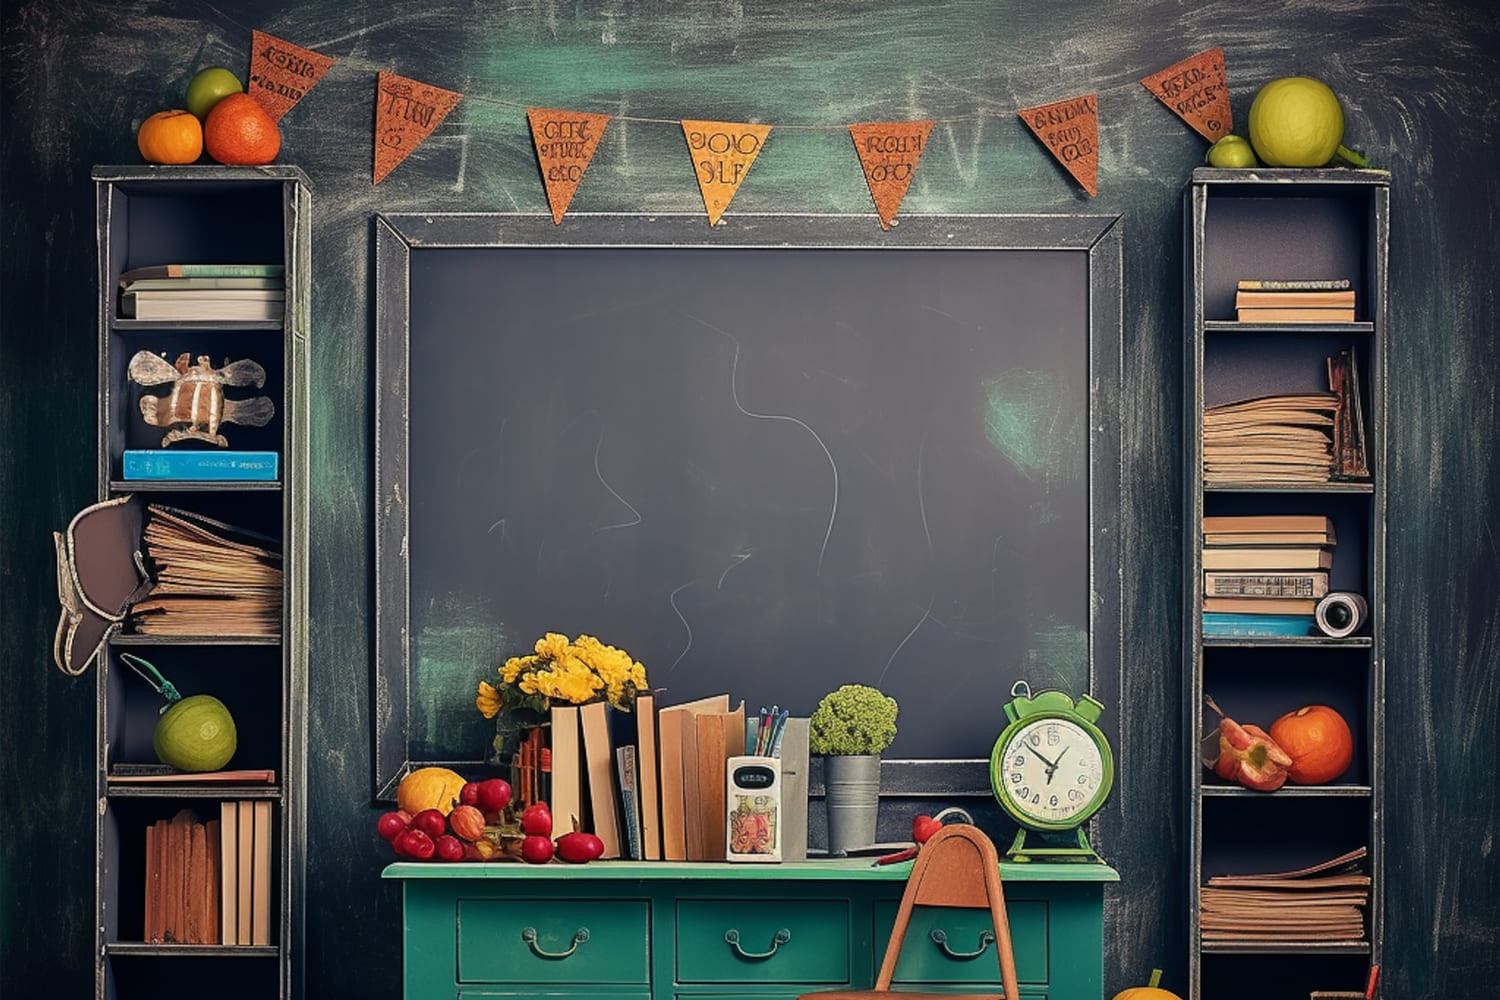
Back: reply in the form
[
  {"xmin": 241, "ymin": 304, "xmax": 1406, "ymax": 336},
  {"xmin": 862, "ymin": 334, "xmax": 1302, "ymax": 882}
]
[{"xmin": 374, "ymin": 213, "xmax": 1122, "ymax": 795}]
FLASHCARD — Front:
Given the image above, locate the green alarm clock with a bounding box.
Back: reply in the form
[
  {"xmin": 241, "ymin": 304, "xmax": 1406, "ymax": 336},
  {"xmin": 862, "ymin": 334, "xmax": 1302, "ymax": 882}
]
[{"xmin": 989, "ymin": 680, "xmax": 1114, "ymax": 861}]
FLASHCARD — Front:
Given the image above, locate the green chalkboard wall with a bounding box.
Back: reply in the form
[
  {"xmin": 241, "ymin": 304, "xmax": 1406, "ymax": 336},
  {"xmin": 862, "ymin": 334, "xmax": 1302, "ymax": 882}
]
[{"xmin": 2, "ymin": 2, "xmax": 1496, "ymax": 998}]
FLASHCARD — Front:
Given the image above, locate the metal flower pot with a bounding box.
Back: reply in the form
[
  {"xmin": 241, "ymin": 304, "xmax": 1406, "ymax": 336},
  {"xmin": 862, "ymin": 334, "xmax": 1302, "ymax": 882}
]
[{"xmin": 824, "ymin": 754, "xmax": 881, "ymax": 854}]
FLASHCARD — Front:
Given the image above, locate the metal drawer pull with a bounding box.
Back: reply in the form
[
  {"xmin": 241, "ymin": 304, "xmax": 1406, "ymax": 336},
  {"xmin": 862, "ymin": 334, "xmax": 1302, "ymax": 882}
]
[
  {"xmin": 929, "ymin": 927, "xmax": 994, "ymax": 960},
  {"xmin": 723, "ymin": 926, "xmax": 792, "ymax": 959},
  {"xmin": 521, "ymin": 926, "xmax": 590, "ymax": 959}
]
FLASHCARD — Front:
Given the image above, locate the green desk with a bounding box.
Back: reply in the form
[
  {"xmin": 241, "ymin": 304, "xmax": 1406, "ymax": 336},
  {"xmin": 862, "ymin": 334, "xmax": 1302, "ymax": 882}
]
[{"xmin": 385, "ymin": 859, "xmax": 1117, "ymax": 1000}]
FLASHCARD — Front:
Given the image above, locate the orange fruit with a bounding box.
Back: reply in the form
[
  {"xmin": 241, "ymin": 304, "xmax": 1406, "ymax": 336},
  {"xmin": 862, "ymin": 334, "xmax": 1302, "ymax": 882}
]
[
  {"xmin": 137, "ymin": 110, "xmax": 203, "ymax": 164},
  {"xmin": 203, "ymin": 93, "xmax": 281, "ymax": 166},
  {"xmin": 1269, "ymin": 704, "xmax": 1354, "ymax": 784}
]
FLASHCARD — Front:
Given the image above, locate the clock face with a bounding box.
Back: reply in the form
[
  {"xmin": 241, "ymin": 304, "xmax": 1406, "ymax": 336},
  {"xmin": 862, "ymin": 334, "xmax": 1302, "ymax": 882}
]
[{"xmin": 995, "ymin": 717, "xmax": 1109, "ymax": 828}]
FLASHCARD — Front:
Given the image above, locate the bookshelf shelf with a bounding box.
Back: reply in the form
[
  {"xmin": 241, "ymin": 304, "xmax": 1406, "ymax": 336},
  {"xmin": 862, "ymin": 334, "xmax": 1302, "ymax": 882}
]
[
  {"xmin": 91, "ymin": 165, "xmax": 309, "ymax": 999},
  {"xmin": 1184, "ymin": 167, "xmax": 1387, "ymax": 999}
]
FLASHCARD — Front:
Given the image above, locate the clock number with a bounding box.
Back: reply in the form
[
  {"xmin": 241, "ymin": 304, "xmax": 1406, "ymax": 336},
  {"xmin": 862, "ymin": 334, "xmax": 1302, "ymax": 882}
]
[
  {"xmin": 1046, "ymin": 726, "xmax": 1060, "ymax": 746},
  {"xmin": 1068, "ymin": 788, "xmax": 1084, "ymax": 802},
  {"xmin": 1018, "ymin": 786, "xmax": 1030, "ymax": 799},
  {"xmin": 1049, "ymin": 795, "xmax": 1058, "ymax": 807},
  {"xmin": 1077, "ymin": 774, "xmax": 1088, "ymax": 784},
  {"xmin": 1013, "ymin": 755, "xmax": 1026, "ymax": 769},
  {"xmin": 1010, "ymin": 772, "xmax": 1021, "ymax": 784},
  {"xmin": 1029, "ymin": 733, "xmax": 1041, "ymax": 746},
  {"xmin": 1031, "ymin": 793, "xmax": 1041, "ymax": 805}
]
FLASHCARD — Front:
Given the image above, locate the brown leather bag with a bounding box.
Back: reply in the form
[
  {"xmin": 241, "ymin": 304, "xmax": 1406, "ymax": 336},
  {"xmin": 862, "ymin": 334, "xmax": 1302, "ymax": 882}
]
[{"xmin": 53, "ymin": 494, "xmax": 150, "ymax": 676}]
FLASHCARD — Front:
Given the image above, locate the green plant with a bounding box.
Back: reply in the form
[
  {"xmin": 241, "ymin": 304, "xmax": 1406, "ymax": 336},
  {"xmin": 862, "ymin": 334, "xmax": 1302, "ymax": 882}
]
[{"xmin": 809, "ymin": 683, "xmax": 898, "ymax": 755}]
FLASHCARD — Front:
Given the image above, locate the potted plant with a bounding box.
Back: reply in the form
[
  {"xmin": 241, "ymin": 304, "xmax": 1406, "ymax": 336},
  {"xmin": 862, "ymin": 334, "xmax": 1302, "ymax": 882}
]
[{"xmin": 809, "ymin": 683, "xmax": 898, "ymax": 854}]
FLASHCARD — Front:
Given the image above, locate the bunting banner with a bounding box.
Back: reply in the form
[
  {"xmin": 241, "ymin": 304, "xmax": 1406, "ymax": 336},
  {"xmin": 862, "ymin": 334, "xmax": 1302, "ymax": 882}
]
[
  {"xmin": 247, "ymin": 30, "xmax": 336, "ymax": 123},
  {"xmin": 848, "ymin": 121, "xmax": 934, "ymax": 229},
  {"xmin": 1018, "ymin": 94, "xmax": 1099, "ymax": 197},
  {"xmin": 1140, "ymin": 46, "xmax": 1231, "ymax": 142},
  {"xmin": 373, "ymin": 71, "xmax": 463, "ymax": 184},
  {"xmin": 682, "ymin": 120, "xmax": 772, "ymax": 225},
  {"xmin": 527, "ymin": 108, "xmax": 611, "ymax": 224}
]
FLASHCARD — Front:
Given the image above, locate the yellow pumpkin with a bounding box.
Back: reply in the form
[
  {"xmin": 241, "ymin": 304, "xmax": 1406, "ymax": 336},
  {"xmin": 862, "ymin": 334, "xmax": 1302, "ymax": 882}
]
[
  {"xmin": 1111, "ymin": 969, "xmax": 1183, "ymax": 1000},
  {"xmin": 396, "ymin": 766, "xmax": 467, "ymax": 816}
]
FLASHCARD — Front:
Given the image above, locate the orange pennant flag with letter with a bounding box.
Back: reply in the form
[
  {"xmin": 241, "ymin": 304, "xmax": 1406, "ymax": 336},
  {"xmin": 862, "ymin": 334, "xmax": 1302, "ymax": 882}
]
[
  {"xmin": 1018, "ymin": 94, "xmax": 1099, "ymax": 197},
  {"xmin": 682, "ymin": 120, "xmax": 771, "ymax": 225},
  {"xmin": 373, "ymin": 71, "xmax": 463, "ymax": 184},
  {"xmin": 848, "ymin": 121, "xmax": 934, "ymax": 229},
  {"xmin": 247, "ymin": 30, "xmax": 336, "ymax": 123},
  {"xmin": 1140, "ymin": 47, "xmax": 1231, "ymax": 142},
  {"xmin": 528, "ymin": 108, "xmax": 611, "ymax": 224}
]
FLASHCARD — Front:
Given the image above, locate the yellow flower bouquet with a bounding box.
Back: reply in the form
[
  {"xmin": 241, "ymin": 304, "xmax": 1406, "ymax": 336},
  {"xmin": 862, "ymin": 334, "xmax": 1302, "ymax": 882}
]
[{"xmin": 476, "ymin": 632, "xmax": 648, "ymax": 721}]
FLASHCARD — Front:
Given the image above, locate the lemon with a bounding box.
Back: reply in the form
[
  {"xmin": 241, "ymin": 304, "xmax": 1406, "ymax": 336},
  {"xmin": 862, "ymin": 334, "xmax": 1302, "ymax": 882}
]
[
  {"xmin": 1206, "ymin": 135, "xmax": 1257, "ymax": 168},
  {"xmin": 1247, "ymin": 77, "xmax": 1346, "ymax": 167}
]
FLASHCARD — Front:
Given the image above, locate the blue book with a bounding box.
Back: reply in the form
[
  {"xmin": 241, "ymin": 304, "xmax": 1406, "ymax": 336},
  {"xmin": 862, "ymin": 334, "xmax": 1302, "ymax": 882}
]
[
  {"xmin": 1202, "ymin": 612, "xmax": 1315, "ymax": 638},
  {"xmin": 123, "ymin": 450, "xmax": 279, "ymax": 481}
]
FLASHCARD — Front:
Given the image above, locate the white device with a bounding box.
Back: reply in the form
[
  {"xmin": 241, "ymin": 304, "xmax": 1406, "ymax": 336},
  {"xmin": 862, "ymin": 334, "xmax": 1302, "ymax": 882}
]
[{"xmin": 725, "ymin": 755, "xmax": 782, "ymax": 862}]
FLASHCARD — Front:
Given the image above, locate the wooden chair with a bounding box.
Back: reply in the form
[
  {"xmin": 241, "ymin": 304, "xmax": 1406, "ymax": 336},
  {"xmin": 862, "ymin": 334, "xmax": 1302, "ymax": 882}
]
[{"xmin": 797, "ymin": 823, "xmax": 1021, "ymax": 1000}]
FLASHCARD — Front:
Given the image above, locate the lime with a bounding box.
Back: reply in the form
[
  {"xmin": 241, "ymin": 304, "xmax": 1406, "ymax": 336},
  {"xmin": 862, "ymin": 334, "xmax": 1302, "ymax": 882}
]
[
  {"xmin": 186, "ymin": 67, "xmax": 244, "ymax": 121},
  {"xmin": 1206, "ymin": 135, "xmax": 1257, "ymax": 168},
  {"xmin": 1247, "ymin": 77, "xmax": 1345, "ymax": 167}
]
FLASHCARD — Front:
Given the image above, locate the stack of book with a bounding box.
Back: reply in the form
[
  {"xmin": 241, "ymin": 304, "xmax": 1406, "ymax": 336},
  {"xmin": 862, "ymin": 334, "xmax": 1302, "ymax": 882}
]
[
  {"xmin": 141, "ymin": 799, "xmax": 275, "ymax": 946},
  {"xmin": 130, "ymin": 505, "xmax": 282, "ymax": 638},
  {"xmin": 1202, "ymin": 514, "xmax": 1334, "ymax": 636},
  {"xmin": 1200, "ymin": 846, "xmax": 1370, "ymax": 945},
  {"xmin": 1235, "ymin": 279, "xmax": 1355, "ymax": 323},
  {"xmin": 119, "ymin": 264, "xmax": 285, "ymax": 321},
  {"xmin": 1203, "ymin": 393, "xmax": 1339, "ymax": 485}
]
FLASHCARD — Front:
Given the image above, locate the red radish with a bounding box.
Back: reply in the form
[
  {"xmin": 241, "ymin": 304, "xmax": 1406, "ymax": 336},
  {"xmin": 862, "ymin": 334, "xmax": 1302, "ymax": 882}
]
[
  {"xmin": 376, "ymin": 811, "xmax": 409, "ymax": 841},
  {"xmin": 521, "ymin": 834, "xmax": 555, "ymax": 863},
  {"xmin": 476, "ymin": 777, "xmax": 512, "ymax": 814},
  {"xmin": 433, "ymin": 834, "xmax": 465, "ymax": 861},
  {"xmin": 555, "ymin": 830, "xmax": 605, "ymax": 863},
  {"xmin": 412, "ymin": 808, "xmax": 448, "ymax": 839},
  {"xmin": 520, "ymin": 802, "xmax": 553, "ymax": 836}
]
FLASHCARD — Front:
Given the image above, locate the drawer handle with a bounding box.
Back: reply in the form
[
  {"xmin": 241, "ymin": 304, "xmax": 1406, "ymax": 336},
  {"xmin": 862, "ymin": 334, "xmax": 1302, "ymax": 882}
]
[
  {"xmin": 521, "ymin": 926, "xmax": 590, "ymax": 960},
  {"xmin": 723, "ymin": 927, "xmax": 792, "ymax": 960},
  {"xmin": 929, "ymin": 927, "xmax": 994, "ymax": 960}
]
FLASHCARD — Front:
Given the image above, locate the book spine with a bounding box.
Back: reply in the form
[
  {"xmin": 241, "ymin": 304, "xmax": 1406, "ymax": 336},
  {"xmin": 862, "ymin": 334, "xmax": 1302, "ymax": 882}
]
[
  {"xmin": 123, "ymin": 450, "xmax": 279, "ymax": 481},
  {"xmin": 1204, "ymin": 573, "xmax": 1329, "ymax": 598},
  {"xmin": 1237, "ymin": 279, "xmax": 1351, "ymax": 290}
]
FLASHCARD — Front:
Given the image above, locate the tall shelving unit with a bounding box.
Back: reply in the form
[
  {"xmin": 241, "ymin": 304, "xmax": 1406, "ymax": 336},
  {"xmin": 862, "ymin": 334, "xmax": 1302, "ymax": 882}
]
[
  {"xmin": 90, "ymin": 165, "xmax": 309, "ymax": 1000},
  {"xmin": 1183, "ymin": 166, "xmax": 1387, "ymax": 1000}
]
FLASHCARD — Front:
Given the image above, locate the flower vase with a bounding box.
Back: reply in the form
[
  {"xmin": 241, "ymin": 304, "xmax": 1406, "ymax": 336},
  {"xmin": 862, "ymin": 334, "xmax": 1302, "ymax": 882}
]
[
  {"xmin": 488, "ymin": 706, "xmax": 548, "ymax": 768},
  {"xmin": 824, "ymin": 753, "xmax": 882, "ymax": 855}
]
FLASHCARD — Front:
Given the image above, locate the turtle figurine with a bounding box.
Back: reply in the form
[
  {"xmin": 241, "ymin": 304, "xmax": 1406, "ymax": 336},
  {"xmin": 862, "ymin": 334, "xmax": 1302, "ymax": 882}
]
[{"xmin": 129, "ymin": 351, "xmax": 276, "ymax": 447}]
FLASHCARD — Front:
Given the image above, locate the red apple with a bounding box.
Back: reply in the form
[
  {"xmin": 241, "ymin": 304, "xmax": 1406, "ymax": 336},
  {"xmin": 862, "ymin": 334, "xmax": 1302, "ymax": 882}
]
[
  {"xmin": 434, "ymin": 834, "xmax": 465, "ymax": 861},
  {"xmin": 412, "ymin": 808, "xmax": 448, "ymax": 839},
  {"xmin": 476, "ymin": 777, "xmax": 512, "ymax": 815},
  {"xmin": 459, "ymin": 781, "xmax": 482, "ymax": 806},
  {"xmin": 520, "ymin": 802, "xmax": 552, "ymax": 836},
  {"xmin": 555, "ymin": 830, "xmax": 605, "ymax": 863},
  {"xmin": 376, "ymin": 811, "xmax": 409, "ymax": 841},
  {"xmin": 911, "ymin": 814, "xmax": 942, "ymax": 844},
  {"xmin": 520, "ymin": 834, "xmax": 555, "ymax": 864},
  {"xmin": 398, "ymin": 828, "xmax": 435, "ymax": 860}
]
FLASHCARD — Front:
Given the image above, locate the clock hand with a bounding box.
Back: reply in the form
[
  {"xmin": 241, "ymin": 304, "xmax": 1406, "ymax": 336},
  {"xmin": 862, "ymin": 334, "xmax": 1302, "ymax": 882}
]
[
  {"xmin": 1043, "ymin": 745, "xmax": 1070, "ymax": 784},
  {"xmin": 1021, "ymin": 742, "xmax": 1059, "ymax": 769}
]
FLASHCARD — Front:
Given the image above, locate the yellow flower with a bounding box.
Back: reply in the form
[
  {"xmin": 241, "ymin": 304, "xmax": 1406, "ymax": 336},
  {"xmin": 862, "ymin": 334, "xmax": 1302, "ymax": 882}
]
[{"xmin": 475, "ymin": 681, "xmax": 502, "ymax": 719}]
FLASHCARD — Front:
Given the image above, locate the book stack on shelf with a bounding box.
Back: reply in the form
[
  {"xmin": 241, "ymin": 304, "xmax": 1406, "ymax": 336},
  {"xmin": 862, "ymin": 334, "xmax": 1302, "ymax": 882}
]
[
  {"xmin": 1202, "ymin": 514, "xmax": 1334, "ymax": 637},
  {"xmin": 1203, "ymin": 393, "xmax": 1339, "ymax": 485},
  {"xmin": 130, "ymin": 505, "xmax": 282, "ymax": 638},
  {"xmin": 119, "ymin": 264, "xmax": 285, "ymax": 322},
  {"xmin": 1199, "ymin": 846, "xmax": 1370, "ymax": 945},
  {"xmin": 143, "ymin": 808, "xmax": 220, "ymax": 945},
  {"xmin": 1235, "ymin": 279, "xmax": 1355, "ymax": 323}
]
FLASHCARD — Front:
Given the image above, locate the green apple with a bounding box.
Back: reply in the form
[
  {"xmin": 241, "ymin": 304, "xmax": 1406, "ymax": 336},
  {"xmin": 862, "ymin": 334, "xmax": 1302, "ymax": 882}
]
[
  {"xmin": 1206, "ymin": 134, "xmax": 1258, "ymax": 168},
  {"xmin": 186, "ymin": 67, "xmax": 243, "ymax": 121}
]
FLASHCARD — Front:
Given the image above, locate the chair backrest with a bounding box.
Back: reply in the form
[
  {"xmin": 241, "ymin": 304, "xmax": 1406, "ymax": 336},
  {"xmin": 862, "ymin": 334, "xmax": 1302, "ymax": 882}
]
[{"xmin": 872, "ymin": 824, "xmax": 1020, "ymax": 998}]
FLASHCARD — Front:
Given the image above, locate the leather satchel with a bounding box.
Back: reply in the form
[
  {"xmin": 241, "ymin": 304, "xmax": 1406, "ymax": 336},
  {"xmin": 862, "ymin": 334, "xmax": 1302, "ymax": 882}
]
[{"xmin": 53, "ymin": 494, "xmax": 150, "ymax": 676}]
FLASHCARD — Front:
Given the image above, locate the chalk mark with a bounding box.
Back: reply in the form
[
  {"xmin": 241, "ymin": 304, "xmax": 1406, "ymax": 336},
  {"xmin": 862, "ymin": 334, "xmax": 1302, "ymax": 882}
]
[
  {"xmin": 917, "ymin": 435, "xmax": 933, "ymax": 553},
  {"xmin": 878, "ymin": 597, "xmax": 934, "ymax": 687},
  {"xmin": 718, "ymin": 552, "xmax": 752, "ymax": 589},
  {"xmin": 668, "ymin": 582, "xmax": 696, "ymax": 672},
  {"xmin": 592, "ymin": 432, "xmax": 642, "ymax": 533},
  {"xmin": 487, "ymin": 518, "xmax": 506, "ymax": 538},
  {"xmin": 682, "ymin": 312, "xmax": 840, "ymax": 576}
]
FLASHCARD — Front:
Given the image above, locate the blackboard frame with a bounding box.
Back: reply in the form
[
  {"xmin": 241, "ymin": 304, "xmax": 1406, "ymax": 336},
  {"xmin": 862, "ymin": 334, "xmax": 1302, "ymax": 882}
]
[{"xmin": 372, "ymin": 212, "xmax": 1123, "ymax": 800}]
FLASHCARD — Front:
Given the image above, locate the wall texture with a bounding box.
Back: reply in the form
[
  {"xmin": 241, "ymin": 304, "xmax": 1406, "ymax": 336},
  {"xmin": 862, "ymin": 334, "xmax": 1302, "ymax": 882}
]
[{"xmin": 2, "ymin": 1, "xmax": 1496, "ymax": 996}]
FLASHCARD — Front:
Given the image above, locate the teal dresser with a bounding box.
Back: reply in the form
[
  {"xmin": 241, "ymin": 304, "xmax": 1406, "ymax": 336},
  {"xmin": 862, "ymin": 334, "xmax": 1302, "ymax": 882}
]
[{"xmin": 384, "ymin": 859, "xmax": 1117, "ymax": 1000}]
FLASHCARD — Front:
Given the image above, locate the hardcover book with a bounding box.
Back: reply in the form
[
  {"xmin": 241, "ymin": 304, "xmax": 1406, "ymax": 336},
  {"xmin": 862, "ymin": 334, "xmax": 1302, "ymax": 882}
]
[{"xmin": 123, "ymin": 450, "xmax": 279, "ymax": 481}]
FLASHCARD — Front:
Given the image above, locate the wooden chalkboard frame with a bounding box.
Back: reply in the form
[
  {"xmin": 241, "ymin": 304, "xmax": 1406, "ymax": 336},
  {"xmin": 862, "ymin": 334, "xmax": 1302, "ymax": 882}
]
[{"xmin": 372, "ymin": 212, "xmax": 1122, "ymax": 800}]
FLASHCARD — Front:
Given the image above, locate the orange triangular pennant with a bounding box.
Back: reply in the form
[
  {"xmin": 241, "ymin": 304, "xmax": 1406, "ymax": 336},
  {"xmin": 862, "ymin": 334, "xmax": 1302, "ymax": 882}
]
[
  {"xmin": 247, "ymin": 30, "xmax": 336, "ymax": 123},
  {"xmin": 1018, "ymin": 94, "xmax": 1099, "ymax": 197},
  {"xmin": 848, "ymin": 121, "xmax": 934, "ymax": 229},
  {"xmin": 373, "ymin": 71, "xmax": 463, "ymax": 184},
  {"xmin": 1140, "ymin": 47, "xmax": 1231, "ymax": 142},
  {"xmin": 681, "ymin": 120, "xmax": 771, "ymax": 225},
  {"xmin": 527, "ymin": 108, "xmax": 611, "ymax": 224}
]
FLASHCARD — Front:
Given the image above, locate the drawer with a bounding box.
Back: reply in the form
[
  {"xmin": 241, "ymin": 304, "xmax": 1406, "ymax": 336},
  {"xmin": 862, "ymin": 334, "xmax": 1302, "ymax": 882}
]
[
  {"xmin": 456, "ymin": 898, "xmax": 651, "ymax": 985},
  {"xmin": 676, "ymin": 898, "xmax": 851, "ymax": 984},
  {"xmin": 874, "ymin": 900, "xmax": 1049, "ymax": 985}
]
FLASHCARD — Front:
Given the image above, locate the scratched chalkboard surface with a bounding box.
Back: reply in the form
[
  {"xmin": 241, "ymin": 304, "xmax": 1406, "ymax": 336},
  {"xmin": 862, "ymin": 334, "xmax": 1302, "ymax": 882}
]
[{"xmin": 374, "ymin": 213, "xmax": 1122, "ymax": 787}]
